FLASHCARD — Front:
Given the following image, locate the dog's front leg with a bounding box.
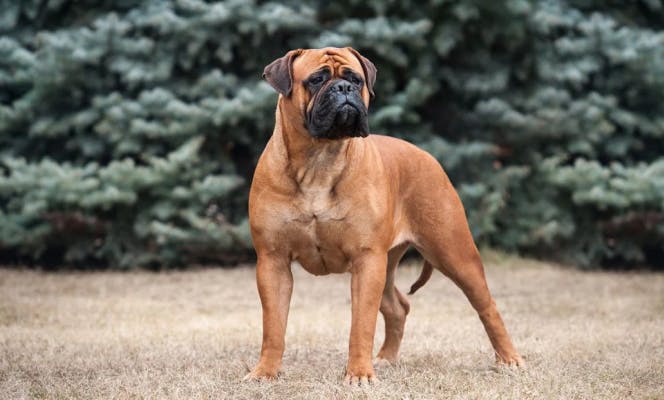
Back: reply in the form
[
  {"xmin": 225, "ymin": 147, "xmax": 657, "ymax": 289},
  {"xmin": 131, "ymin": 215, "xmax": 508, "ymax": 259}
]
[
  {"xmin": 345, "ymin": 251, "xmax": 387, "ymax": 385},
  {"xmin": 244, "ymin": 253, "xmax": 292, "ymax": 381}
]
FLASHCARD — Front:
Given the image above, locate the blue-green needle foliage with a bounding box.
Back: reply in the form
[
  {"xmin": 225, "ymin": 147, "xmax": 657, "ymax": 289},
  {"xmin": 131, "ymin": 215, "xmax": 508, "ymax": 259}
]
[{"xmin": 1, "ymin": 0, "xmax": 662, "ymax": 268}]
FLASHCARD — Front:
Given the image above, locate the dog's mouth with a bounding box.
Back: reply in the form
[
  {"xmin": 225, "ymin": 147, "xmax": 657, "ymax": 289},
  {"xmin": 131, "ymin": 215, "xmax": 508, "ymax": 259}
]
[
  {"xmin": 334, "ymin": 103, "xmax": 359, "ymax": 126},
  {"xmin": 306, "ymin": 97, "xmax": 369, "ymax": 139}
]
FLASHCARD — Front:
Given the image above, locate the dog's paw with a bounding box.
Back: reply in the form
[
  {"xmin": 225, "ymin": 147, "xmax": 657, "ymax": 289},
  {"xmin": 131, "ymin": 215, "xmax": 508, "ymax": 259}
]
[
  {"xmin": 344, "ymin": 363, "xmax": 379, "ymax": 386},
  {"xmin": 344, "ymin": 373, "xmax": 379, "ymax": 386},
  {"xmin": 372, "ymin": 356, "xmax": 395, "ymax": 369},
  {"xmin": 496, "ymin": 352, "xmax": 525, "ymax": 368},
  {"xmin": 242, "ymin": 364, "xmax": 281, "ymax": 382}
]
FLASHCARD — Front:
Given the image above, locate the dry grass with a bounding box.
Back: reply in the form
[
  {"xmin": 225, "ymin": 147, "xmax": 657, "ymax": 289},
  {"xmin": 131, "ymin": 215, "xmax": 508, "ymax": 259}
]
[{"xmin": 1, "ymin": 253, "xmax": 663, "ymax": 399}]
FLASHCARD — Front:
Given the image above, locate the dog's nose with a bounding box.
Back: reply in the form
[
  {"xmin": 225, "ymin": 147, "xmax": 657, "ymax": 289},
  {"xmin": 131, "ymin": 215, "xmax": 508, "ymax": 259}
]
[{"xmin": 331, "ymin": 80, "xmax": 355, "ymax": 94}]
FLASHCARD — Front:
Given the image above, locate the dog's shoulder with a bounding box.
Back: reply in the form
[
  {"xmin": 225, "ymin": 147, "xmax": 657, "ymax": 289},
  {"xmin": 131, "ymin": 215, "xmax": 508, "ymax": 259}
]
[{"xmin": 368, "ymin": 134, "xmax": 440, "ymax": 166}]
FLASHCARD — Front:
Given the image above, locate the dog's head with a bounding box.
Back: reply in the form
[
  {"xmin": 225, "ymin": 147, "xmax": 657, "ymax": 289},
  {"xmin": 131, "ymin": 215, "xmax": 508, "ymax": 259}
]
[{"xmin": 263, "ymin": 47, "xmax": 376, "ymax": 139}]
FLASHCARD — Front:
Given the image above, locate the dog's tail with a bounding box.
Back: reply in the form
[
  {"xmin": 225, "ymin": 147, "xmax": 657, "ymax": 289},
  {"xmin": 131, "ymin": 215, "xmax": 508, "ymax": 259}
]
[{"xmin": 408, "ymin": 260, "xmax": 434, "ymax": 295}]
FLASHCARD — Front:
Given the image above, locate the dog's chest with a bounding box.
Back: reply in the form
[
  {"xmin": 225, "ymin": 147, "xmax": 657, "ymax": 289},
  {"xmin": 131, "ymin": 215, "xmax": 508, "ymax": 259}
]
[{"xmin": 285, "ymin": 188, "xmax": 355, "ymax": 275}]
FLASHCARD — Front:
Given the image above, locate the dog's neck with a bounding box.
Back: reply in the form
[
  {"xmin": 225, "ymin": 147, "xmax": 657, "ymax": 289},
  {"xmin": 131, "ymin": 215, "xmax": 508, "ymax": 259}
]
[{"xmin": 273, "ymin": 98, "xmax": 362, "ymax": 191}]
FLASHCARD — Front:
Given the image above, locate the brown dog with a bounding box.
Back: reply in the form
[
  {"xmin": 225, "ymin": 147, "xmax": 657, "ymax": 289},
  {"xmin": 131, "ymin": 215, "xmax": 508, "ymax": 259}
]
[{"xmin": 245, "ymin": 47, "xmax": 523, "ymax": 384}]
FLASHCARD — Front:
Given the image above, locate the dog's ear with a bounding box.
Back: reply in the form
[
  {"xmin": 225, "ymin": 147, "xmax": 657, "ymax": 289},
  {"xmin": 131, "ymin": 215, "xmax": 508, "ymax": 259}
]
[
  {"xmin": 347, "ymin": 47, "xmax": 377, "ymax": 99},
  {"xmin": 263, "ymin": 49, "xmax": 303, "ymax": 97}
]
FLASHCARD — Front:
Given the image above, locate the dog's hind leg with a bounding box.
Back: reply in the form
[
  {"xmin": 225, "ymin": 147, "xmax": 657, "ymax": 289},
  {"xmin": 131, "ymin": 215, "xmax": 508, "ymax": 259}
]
[
  {"xmin": 410, "ymin": 174, "xmax": 523, "ymax": 365},
  {"xmin": 375, "ymin": 243, "xmax": 410, "ymax": 364},
  {"xmin": 414, "ymin": 201, "xmax": 524, "ymax": 366}
]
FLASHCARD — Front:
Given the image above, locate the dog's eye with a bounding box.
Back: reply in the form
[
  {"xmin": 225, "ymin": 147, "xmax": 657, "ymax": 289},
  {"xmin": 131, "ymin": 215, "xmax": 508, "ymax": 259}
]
[
  {"xmin": 309, "ymin": 76, "xmax": 325, "ymax": 85},
  {"xmin": 350, "ymin": 76, "xmax": 362, "ymax": 86}
]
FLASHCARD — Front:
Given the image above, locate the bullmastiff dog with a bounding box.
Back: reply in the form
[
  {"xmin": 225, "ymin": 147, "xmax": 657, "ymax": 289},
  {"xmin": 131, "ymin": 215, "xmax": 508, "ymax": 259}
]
[{"xmin": 245, "ymin": 47, "xmax": 523, "ymax": 384}]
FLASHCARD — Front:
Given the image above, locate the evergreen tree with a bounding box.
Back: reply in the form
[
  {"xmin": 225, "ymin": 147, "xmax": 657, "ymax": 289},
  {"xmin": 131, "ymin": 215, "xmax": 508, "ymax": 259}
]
[{"xmin": 1, "ymin": 0, "xmax": 662, "ymax": 268}]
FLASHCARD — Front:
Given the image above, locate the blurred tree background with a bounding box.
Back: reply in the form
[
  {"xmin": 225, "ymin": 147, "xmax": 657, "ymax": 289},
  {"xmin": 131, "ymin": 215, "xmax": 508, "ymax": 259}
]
[{"xmin": 1, "ymin": 0, "xmax": 663, "ymax": 268}]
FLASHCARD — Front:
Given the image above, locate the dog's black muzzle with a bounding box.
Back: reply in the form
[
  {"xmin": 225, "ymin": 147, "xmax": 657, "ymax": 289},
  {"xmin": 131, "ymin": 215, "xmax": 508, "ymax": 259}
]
[{"xmin": 306, "ymin": 79, "xmax": 369, "ymax": 139}]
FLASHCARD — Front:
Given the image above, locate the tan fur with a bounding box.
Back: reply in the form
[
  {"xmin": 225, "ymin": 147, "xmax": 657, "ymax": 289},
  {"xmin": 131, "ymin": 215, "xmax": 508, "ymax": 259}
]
[{"xmin": 245, "ymin": 48, "xmax": 523, "ymax": 384}]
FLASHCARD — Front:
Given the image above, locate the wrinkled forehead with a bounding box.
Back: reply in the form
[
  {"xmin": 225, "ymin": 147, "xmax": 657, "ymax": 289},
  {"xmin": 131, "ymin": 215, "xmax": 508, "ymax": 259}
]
[{"xmin": 292, "ymin": 48, "xmax": 363, "ymax": 81}]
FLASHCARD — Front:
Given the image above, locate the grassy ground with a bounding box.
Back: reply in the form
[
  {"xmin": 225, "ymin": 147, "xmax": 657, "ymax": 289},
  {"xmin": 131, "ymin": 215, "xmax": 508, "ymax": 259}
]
[{"xmin": 1, "ymin": 253, "xmax": 663, "ymax": 399}]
